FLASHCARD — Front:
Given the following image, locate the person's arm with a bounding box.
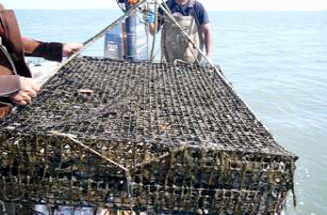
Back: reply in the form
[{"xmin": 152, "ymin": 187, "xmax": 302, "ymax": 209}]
[
  {"xmin": 22, "ymin": 37, "xmax": 83, "ymax": 62},
  {"xmin": 148, "ymin": 22, "xmax": 157, "ymax": 35},
  {"xmin": 0, "ymin": 75, "xmax": 20, "ymax": 96},
  {"xmin": 145, "ymin": 13, "xmax": 161, "ymax": 35},
  {"xmin": 201, "ymin": 23, "xmax": 213, "ymax": 57},
  {"xmin": 0, "ymin": 75, "xmax": 40, "ymax": 105},
  {"xmin": 9, "ymin": 76, "xmax": 40, "ymax": 105},
  {"xmin": 145, "ymin": 6, "xmax": 164, "ymax": 36},
  {"xmin": 22, "ymin": 37, "xmax": 64, "ymax": 62},
  {"xmin": 194, "ymin": 2, "xmax": 213, "ymax": 57}
]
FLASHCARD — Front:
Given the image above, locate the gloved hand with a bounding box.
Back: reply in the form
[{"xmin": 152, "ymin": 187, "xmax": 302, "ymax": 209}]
[{"xmin": 145, "ymin": 14, "xmax": 155, "ymax": 23}]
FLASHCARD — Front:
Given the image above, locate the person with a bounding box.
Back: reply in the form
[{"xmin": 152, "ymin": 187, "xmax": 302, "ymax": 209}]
[
  {"xmin": 0, "ymin": 4, "xmax": 83, "ymax": 119},
  {"xmin": 146, "ymin": 0, "xmax": 213, "ymax": 63},
  {"xmin": 0, "ymin": 4, "xmax": 85, "ymax": 214}
]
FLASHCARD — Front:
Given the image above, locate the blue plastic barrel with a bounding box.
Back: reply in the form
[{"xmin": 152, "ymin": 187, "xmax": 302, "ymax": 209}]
[
  {"xmin": 125, "ymin": 14, "xmax": 137, "ymax": 60},
  {"xmin": 104, "ymin": 24, "xmax": 125, "ymax": 60},
  {"xmin": 104, "ymin": 14, "xmax": 149, "ymax": 61}
]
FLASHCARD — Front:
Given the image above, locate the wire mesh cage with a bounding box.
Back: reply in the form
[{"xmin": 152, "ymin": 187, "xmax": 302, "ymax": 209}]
[{"xmin": 0, "ymin": 57, "xmax": 297, "ymax": 214}]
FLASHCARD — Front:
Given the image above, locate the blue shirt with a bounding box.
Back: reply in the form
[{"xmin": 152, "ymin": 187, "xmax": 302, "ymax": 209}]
[{"xmin": 161, "ymin": 0, "xmax": 210, "ymax": 26}]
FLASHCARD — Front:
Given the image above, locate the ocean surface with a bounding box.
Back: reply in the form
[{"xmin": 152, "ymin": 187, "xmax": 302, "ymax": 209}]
[{"xmin": 15, "ymin": 10, "xmax": 327, "ymax": 214}]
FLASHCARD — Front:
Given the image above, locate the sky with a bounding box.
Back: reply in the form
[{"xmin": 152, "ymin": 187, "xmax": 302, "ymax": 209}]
[{"xmin": 1, "ymin": 0, "xmax": 326, "ymax": 11}]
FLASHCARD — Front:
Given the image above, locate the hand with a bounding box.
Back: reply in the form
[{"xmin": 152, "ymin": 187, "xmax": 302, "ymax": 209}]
[
  {"xmin": 9, "ymin": 77, "xmax": 40, "ymax": 105},
  {"xmin": 63, "ymin": 43, "xmax": 83, "ymax": 57},
  {"xmin": 145, "ymin": 14, "xmax": 155, "ymax": 23}
]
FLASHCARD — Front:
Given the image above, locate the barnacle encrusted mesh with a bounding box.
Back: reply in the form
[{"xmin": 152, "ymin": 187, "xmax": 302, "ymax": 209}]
[{"xmin": 0, "ymin": 56, "xmax": 297, "ymax": 214}]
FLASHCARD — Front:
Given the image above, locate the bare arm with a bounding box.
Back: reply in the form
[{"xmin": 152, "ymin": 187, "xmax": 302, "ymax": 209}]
[
  {"xmin": 148, "ymin": 23, "xmax": 157, "ymax": 35},
  {"xmin": 0, "ymin": 76, "xmax": 20, "ymax": 96},
  {"xmin": 9, "ymin": 76, "xmax": 40, "ymax": 105},
  {"xmin": 22, "ymin": 36, "xmax": 63, "ymax": 61},
  {"xmin": 145, "ymin": 13, "xmax": 161, "ymax": 35},
  {"xmin": 201, "ymin": 23, "xmax": 213, "ymax": 56},
  {"xmin": 21, "ymin": 37, "xmax": 41, "ymax": 55},
  {"xmin": 22, "ymin": 37, "xmax": 83, "ymax": 61},
  {"xmin": 0, "ymin": 75, "xmax": 40, "ymax": 105}
]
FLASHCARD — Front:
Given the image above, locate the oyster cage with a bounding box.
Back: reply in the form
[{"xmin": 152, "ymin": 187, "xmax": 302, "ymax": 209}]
[{"xmin": 0, "ymin": 56, "xmax": 297, "ymax": 214}]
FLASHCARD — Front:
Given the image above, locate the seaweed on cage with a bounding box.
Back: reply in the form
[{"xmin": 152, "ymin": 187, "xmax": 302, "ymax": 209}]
[{"xmin": 0, "ymin": 56, "xmax": 297, "ymax": 214}]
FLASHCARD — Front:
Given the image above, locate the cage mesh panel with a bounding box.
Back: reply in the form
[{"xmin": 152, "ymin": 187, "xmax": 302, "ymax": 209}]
[{"xmin": 0, "ymin": 57, "xmax": 297, "ymax": 214}]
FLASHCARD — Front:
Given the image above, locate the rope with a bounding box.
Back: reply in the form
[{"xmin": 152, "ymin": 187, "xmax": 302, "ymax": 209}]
[{"xmin": 149, "ymin": 2, "xmax": 159, "ymax": 62}]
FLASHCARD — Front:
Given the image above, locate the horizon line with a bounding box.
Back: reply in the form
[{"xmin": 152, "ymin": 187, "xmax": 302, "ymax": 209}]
[{"xmin": 13, "ymin": 8, "xmax": 326, "ymax": 12}]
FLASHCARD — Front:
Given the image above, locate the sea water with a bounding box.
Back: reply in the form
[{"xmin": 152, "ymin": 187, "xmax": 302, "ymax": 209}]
[{"xmin": 16, "ymin": 10, "xmax": 327, "ymax": 214}]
